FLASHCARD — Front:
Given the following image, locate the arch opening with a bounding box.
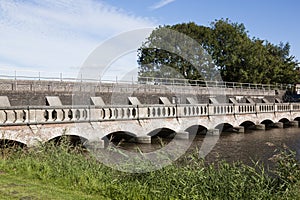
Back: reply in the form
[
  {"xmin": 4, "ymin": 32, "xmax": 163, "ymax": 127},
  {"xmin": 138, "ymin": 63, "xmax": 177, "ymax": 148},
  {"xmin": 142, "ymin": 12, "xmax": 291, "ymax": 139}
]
[
  {"xmin": 47, "ymin": 135, "xmax": 87, "ymax": 147},
  {"xmin": 103, "ymin": 131, "xmax": 136, "ymax": 145},
  {"xmin": 147, "ymin": 128, "xmax": 176, "ymax": 139},
  {"xmin": 215, "ymin": 123, "xmax": 234, "ymax": 134},
  {"xmin": 146, "ymin": 128, "xmax": 176, "ymax": 148},
  {"xmin": 185, "ymin": 125, "xmax": 208, "ymax": 135},
  {"xmin": 294, "ymin": 117, "xmax": 300, "ymax": 122},
  {"xmin": 279, "ymin": 118, "xmax": 289, "ymax": 123},
  {"xmin": 0, "ymin": 139, "xmax": 26, "ymax": 149},
  {"xmin": 240, "ymin": 121, "xmax": 256, "ymax": 130},
  {"xmin": 261, "ymin": 119, "xmax": 274, "ymax": 129},
  {"xmin": 279, "ymin": 118, "xmax": 290, "ymax": 127}
]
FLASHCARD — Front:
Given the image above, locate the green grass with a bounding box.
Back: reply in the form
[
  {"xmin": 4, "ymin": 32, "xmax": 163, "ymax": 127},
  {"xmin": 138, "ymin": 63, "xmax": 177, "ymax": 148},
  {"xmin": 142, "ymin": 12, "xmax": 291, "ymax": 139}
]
[
  {"xmin": 0, "ymin": 173, "xmax": 103, "ymax": 200},
  {"xmin": 1, "ymin": 141, "xmax": 300, "ymax": 199}
]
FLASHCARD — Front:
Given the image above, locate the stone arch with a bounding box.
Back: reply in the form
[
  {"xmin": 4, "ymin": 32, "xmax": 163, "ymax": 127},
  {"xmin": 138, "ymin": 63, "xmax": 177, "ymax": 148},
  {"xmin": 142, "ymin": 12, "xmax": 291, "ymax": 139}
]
[
  {"xmin": 185, "ymin": 125, "xmax": 208, "ymax": 135},
  {"xmin": 279, "ymin": 118, "xmax": 290, "ymax": 123},
  {"xmin": 47, "ymin": 135, "xmax": 88, "ymax": 146},
  {"xmin": 147, "ymin": 127, "xmax": 176, "ymax": 139},
  {"xmin": 294, "ymin": 117, "xmax": 300, "ymax": 122},
  {"xmin": 260, "ymin": 119, "xmax": 274, "ymax": 129},
  {"xmin": 240, "ymin": 121, "xmax": 256, "ymax": 130},
  {"xmin": 0, "ymin": 139, "xmax": 27, "ymax": 148},
  {"xmin": 103, "ymin": 131, "xmax": 137, "ymax": 143},
  {"xmin": 260, "ymin": 119, "xmax": 274, "ymax": 125},
  {"xmin": 214, "ymin": 123, "xmax": 234, "ymax": 133}
]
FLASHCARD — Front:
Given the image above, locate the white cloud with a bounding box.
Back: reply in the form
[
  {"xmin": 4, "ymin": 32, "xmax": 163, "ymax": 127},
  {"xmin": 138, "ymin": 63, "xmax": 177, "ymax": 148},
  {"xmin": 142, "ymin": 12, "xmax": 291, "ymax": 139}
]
[
  {"xmin": 150, "ymin": 0, "xmax": 175, "ymax": 10},
  {"xmin": 0, "ymin": 0, "xmax": 155, "ymax": 77}
]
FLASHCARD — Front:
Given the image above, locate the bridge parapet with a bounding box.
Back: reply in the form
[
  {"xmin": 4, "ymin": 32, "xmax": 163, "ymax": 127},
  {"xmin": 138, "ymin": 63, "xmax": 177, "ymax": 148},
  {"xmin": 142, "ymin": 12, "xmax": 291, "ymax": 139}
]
[
  {"xmin": 1, "ymin": 103, "xmax": 300, "ymax": 126},
  {"xmin": 235, "ymin": 103, "xmax": 256, "ymax": 114}
]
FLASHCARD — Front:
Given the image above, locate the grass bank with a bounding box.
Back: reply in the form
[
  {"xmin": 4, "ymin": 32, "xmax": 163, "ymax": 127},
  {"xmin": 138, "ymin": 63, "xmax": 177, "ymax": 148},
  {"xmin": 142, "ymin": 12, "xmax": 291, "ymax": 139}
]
[{"xmin": 1, "ymin": 142, "xmax": 300, "ymax": 200}]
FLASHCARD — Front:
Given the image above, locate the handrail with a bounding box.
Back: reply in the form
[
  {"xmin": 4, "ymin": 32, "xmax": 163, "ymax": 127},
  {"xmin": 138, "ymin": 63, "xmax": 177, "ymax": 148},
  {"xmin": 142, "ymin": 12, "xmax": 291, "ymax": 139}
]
[{"xmin": 0, "ymin": 70, "xmax": 291, "ymax": 90}]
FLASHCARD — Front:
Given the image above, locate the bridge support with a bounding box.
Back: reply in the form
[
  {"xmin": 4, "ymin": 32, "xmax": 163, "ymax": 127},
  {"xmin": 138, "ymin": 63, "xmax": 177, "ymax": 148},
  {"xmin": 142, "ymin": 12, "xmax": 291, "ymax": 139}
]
[
  {"xmin": 207, "ymin": 129, "xmax": 220, "ymax": 136},
  {"xmin": 229, "ymin": 126, "xmax": 245, "ymax": 133},
  {"xmin": 271, "ymin": 122, "xmax": 284, "ymax": 128},
  {"xmin": 84, "ymin": 139, "xmax": 106, "ymax": 149},
  {"xmin": 175, "ymin": 131, "xmax": 191, "ymax": 139},
  {"xmin": 289, "ymin": 121, "xmax": 299, "ymax": 127},
  {"xmin": 136, "ymin": 136, "xmax": 151, "ymax": 144},
  {"xmin": 254, "ymin": 124, "xmax": 265, "ymax": 130}
]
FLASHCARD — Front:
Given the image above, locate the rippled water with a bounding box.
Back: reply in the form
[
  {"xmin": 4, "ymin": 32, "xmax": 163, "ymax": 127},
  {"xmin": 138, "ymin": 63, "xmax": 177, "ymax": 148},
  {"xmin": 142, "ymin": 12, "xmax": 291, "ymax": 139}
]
[
  {"xmin": 203, "ymin": 128, "xmax": 300, "ymax": 166},
  {"xmin": 117, "ymin": 127, "xmax": 300, "ymax": 167}
]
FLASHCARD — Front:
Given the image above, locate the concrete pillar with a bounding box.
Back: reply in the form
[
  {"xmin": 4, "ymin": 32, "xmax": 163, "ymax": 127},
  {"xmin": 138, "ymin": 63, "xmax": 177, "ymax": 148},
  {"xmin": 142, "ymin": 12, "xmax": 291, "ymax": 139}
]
[
  {"xmin": 255, "ymin": 124, "xmax": 265, "ymax": 130},
  {"xmin": 84, "ymin": 139, "xmax": 105, "ymax": 149},
  {"xmin": 232, "ymin": 126, "xmax": 245, "ymax": 133},
  {"xmin": 0, "ymin": 110, "xmax": 6, "ymax": 123},
  {"xmin": 90, "ymin": 108, "xmax": 102, "ymax": 121},
  {"xmin": 289, "ymin": 121, "xmax": 299, "ymax": 127},
  {"xmin": 271, "ymin": 122, "xmax": 284, "ymax": 128},
  {"xmin": 207, "ymin": 129, "xmax": 220, "ymax": 136},
  {"xmin": 175, "ymin": 131, "xmax": 191, "ymax": 139},
  {"xmin": 136, "ymin": 136, "xmax": 151, "ymax": 144}
]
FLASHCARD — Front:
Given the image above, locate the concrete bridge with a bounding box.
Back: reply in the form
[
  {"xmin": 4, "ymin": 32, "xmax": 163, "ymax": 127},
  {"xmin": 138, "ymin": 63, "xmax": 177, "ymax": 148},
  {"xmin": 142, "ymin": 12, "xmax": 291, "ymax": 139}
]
[
  {"xmin": 1, "ymin": 95, "xmax": 300, "ymax": 147},
  {"xmin": 0, "ymin": 76, "xmax": 297, "ymax": 148}
]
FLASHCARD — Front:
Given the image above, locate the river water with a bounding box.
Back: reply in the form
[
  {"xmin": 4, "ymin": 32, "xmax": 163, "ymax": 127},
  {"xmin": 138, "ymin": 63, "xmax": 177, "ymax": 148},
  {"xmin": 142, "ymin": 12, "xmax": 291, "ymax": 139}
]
[{"xmin": 116, "ymin": 127, "xmax": 300, "ymax": 168}]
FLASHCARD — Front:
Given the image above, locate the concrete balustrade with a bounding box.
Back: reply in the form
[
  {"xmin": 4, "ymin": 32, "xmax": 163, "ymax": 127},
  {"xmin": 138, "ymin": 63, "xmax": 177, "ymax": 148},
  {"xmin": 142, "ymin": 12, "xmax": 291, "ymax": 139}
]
[
  {"xmin": 276, "ymin": 103, "xmax": 290, "ymax": 112},
  {"xmin": 1, "ymin": 103, "xmax": 300, "ymax": 126},
  {"xmin": 5, "ymin": 110, "xmax": 16, "ymax": 123},
  {"xmin": 14, "ymin": 110, "xmax": 27, "ymax": 123},
  {"xmin": 208, "ymin": 104, "xmax": 234, "ymax": 115},
  {"xmin": 292, "ymin": 104, "xmax": 300, "ymax": 111},
  {"xmin": 258, "ymin": 103, "xmax": 275, "ymax": 112},
  {"xmin": 236, "ymin": 104, "xmax": 256, "ymax": 114}
]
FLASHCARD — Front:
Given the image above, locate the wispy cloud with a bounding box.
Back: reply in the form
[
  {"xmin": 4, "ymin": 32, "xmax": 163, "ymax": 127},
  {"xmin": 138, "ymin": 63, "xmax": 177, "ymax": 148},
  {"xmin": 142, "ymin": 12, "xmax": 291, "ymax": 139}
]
[
  {"xmin": 150, "ymin": 0, "xmax": 175, "ymax": 10},
  {"xmin": 0, "ymin": 0, "xmax": 155, "ymax": 75}
]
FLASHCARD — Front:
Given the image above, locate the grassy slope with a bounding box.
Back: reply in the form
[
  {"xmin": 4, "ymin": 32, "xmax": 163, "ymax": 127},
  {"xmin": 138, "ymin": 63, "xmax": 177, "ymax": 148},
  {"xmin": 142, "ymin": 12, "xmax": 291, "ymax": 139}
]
[
  {"xmin": 0, "ymin": 173, "xmax": 104, "ymax": 200},
  {"xmin": 1, "ymin": 143, "xmax": 300, "ymax": 199}
]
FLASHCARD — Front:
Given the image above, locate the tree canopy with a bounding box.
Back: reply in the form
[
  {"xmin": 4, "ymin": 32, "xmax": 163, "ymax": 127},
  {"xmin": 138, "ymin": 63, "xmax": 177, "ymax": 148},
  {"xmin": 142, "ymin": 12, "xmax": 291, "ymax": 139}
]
[{"xmin": 137, "ymin": 19, "xmax": 299, "ymax": 84}]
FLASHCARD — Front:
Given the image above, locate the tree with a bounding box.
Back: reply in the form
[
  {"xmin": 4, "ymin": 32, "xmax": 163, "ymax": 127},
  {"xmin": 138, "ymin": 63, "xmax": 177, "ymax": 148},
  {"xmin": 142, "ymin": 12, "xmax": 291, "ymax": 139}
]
[
  {"xmin": 137, "ymin": 25, "xmax": 220, "ymax": 82},
  {"xmin": 137, "ymin": 19, "xmax": 299, "ymax": 84}
]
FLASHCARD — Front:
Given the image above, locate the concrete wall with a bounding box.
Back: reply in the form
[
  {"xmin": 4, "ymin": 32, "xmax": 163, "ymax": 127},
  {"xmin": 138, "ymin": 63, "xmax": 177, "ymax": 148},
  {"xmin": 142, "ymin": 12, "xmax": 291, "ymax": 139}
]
[{"xmin": 0, "ymin": 79, "xmax": 282, "ymax": 106}]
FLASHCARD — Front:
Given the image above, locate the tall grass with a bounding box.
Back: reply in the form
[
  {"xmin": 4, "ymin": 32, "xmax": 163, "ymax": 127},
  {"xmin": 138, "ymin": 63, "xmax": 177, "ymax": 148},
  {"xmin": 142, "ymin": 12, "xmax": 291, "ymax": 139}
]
[{"xmin": 1, "ymin": 140, "xmax": 300, "ymax": 199}]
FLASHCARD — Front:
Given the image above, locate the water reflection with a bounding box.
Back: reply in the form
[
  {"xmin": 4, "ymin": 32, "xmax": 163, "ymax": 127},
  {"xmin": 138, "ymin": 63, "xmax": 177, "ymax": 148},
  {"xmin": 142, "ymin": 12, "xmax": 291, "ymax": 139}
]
[{"xmin": 114, "ymin": 127, "xmax": 300, "ymax": 167}]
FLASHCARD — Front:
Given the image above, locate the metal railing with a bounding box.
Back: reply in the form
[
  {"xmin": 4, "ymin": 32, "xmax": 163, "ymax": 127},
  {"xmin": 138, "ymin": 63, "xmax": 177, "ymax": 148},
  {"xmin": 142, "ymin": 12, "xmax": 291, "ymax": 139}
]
[{"xmin": 0, "ymin": 70, "xmax": 291, "ymax": 91}]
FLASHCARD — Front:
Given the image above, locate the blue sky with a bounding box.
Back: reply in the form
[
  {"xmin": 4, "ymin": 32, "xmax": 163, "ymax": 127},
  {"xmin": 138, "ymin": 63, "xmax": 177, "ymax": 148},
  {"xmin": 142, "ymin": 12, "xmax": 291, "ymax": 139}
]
[{"xmin": 0, "ymin": 0, "xmax": 299, "ymax": 79}]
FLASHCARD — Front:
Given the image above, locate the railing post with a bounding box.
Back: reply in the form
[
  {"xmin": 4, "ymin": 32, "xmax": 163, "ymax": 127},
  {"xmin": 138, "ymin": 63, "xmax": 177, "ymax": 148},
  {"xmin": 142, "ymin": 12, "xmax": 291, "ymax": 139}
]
[
  {"xmin": 175, "ymin": 104, "xmax": 178, "ymax": 119},
  {"xmin": 255, "ymin": 103, "xmax": 260, "ymax": 114},
  {"xmin": 137, "ymin": 105, "xmax": 139, "ymax": 120}
]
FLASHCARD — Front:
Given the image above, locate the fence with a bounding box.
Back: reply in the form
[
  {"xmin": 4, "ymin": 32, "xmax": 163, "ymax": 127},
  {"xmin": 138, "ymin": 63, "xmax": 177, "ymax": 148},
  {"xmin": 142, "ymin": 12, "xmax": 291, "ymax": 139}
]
[{"xmin": 0, "ymin": 70, "xmax": 291, "ymax": 92}]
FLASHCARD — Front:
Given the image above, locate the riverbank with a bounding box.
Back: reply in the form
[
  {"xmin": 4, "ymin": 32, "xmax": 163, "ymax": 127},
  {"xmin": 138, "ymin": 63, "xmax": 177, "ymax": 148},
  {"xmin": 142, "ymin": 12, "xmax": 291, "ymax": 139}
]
[{"xmin": 1, "ymin": 142, "xmax": 300, "ymax": 199}]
